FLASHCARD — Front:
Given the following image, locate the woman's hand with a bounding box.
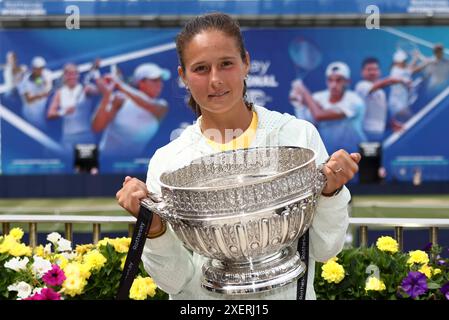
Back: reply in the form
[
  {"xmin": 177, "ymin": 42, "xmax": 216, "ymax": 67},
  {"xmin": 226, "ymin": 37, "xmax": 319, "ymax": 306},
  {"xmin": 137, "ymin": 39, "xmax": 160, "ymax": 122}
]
[
  {"xmin": 116, "ymin": 176, "xmax": 163, "ymax": 235},
  {"xmin": 116, "ymin": 176, "xmax": 148, "ymax": 216},
  {"xmin": 321, "ymin": 150, "xmax": 361, "ymax": 196}
]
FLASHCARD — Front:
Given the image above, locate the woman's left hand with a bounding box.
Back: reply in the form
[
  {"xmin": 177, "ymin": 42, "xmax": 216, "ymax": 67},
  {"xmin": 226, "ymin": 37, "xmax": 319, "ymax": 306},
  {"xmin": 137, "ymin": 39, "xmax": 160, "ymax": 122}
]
[{"xmin": 321, "ymin": 149, "xmax": 361, "ymax": 196}]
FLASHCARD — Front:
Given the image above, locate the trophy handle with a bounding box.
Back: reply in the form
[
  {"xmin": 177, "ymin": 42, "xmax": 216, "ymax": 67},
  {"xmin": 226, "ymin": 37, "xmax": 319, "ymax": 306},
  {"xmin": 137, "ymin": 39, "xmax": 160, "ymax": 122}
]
[
  {"xmin": 315, "ymin": 164, "xmax": 328, "ymax": 195},
  {"xmin": 140, "ymin": 193, "xmax": 175, "ymax": 222}
]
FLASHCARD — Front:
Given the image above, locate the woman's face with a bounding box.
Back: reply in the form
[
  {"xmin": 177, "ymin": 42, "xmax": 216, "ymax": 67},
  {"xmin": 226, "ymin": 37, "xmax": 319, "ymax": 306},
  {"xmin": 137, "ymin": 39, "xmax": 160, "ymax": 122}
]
[
  {"xmin": 139, "ymin": 78, "xmax": 163, "ymax": 98},
  {"xmin": 64, "ymin": 65, "xmax": 79, "ymax": 88},
  {"xmin": 179, "ymin": 30, "xmax": 250, "ymax": 115}
]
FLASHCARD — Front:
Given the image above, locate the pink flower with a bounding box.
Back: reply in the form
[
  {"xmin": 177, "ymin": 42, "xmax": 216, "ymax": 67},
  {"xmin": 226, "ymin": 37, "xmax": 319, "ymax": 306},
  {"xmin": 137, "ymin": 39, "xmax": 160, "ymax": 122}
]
[
  {"xmin": 42, "ymin": 264, "xmax": 66, "ymax": 287},
  {"xmin": 40, "ymin": 287, "xmax": 61, "ymax": 300},
  {"xmin": 25, "ymin": 288, "xmax": 61, "ymax": 300},
  {"xmin": 24, "ymin": 293, "xmax": 43, "ymax": 300}
]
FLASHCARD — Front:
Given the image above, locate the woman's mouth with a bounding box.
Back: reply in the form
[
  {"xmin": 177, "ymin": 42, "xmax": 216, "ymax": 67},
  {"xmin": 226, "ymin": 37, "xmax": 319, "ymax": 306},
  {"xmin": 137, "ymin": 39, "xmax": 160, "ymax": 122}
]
[{"xmin": 208, "ymin": 91, "xmax": 230, "ymax": 98}]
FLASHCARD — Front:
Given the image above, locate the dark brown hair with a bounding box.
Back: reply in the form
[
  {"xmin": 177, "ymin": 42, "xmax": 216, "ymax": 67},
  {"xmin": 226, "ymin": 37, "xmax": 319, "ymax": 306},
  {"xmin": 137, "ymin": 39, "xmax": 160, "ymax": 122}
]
[{"xmin": 176, "ymin": 12, "xmax": 250, "ymax": 116}]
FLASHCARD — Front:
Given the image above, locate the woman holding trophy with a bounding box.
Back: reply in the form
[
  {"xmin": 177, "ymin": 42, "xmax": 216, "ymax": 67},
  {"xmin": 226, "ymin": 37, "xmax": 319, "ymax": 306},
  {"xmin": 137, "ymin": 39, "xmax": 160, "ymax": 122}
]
[{"xmin": 116, "ymin": 12, "xmax": 361, "ymax": 300}]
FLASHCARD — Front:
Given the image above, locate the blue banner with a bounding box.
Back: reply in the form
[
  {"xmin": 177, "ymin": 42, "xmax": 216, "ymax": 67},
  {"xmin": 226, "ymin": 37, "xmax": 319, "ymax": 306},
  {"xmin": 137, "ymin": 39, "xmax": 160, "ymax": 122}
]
[
  {"xmin": 1, "ymin": 26, "xmax": 448, "ymax": 181},
  {"xmin": 1, "ymin": 0, "xmax": 447, "ymax": 17}
]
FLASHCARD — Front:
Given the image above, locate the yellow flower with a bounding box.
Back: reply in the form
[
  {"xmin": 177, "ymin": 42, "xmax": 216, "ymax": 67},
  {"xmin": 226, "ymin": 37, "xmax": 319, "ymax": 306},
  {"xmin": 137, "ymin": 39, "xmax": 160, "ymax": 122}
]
[
  {"xmin": 97, "ymin": 237, "xmax": 113, "ymax": 248},
  {"xmin": 433, "ymin": 268, "xmax": 442, "ymax": 276},
  {"xmin": 120, "ymin": 256, "xmax": 126, "ymax": 271},
  {"xmin": 54, "ymin": 254, "xmax": 69, "ymax": 270},
  {"xmin": 75, "ymin": 244, "xmax": 94, "ymax": 255},
  {"xmin": 129, "ymin": 276, "xmax": 157, "ymax": 300},
  {"xmin": 418, "ymin": 265, "xmax": 433, "ymax": 278},
  {"xmin": 8, "ymin": 242, "xmax": 32, "ymax": 257},
  {"xmin": 9, "ymin": 228, "xmax": 24, "ymax": 241},
  {"xmin": 64, "ymin": 262, "xmax": 91, "ymax": 280},
  {"xmin": 407, "ymin": 250, "xmax": 429, "ymax": 265},
  {"xmin": 97, "ymin": 237, "xmax": 131, "ymax": 253},
  {"xmin": 0, "ymin": 235, "xmax": 31, "ymax": 256},
  {"xmin": 62, "ymin": 275, "xmax": 87, "ymax": 297},
  {"xmin": 365, "ymin": 276, "xmax": 386, "ymax": 292},
  {"xmin": 0, "ymin": 235, "xmax": 16, "ymax": 254},
  {"xmin": 321, "ymin": 260, "xmax": 345, "ymax": 284},
  {"xmin": 113, "ymin": 237, "xmax": 131, "ymax": 253},
  {"xmin": 33, "ymin": 245, "xmax": 45, "ymax": 257},
  {"xmin": 326, "ymin": 257, "xmax": 338, "ymax": 263},
  {"xmin": 376, "ymin": 236, "xmax": 398, "ymax": 253},
  {"xmin": 83, "ymin": 250, "xmax": 107, "ymax": 271}
]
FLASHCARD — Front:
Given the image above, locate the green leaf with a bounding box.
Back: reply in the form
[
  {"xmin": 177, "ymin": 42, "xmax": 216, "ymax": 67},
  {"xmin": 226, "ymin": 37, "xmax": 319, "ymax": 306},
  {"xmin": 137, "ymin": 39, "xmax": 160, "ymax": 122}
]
[{"xmin": 427, "ymin": 282, "xmax": 440, "ymax": 290}]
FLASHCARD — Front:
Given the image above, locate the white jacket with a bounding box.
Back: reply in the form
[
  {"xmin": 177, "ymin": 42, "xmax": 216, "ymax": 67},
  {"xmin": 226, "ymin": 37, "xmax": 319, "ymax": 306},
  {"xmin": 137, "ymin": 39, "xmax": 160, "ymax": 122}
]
[{"xmin": 143, "ymin": 105, "xmax": 350, "ymax": 300}]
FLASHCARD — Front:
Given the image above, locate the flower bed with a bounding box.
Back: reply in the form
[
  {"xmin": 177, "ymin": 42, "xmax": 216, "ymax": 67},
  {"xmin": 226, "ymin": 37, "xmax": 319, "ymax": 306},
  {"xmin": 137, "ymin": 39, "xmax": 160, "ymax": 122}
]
[
  {"xmin": 314, "ymin": 236, "xmax": 449, "ymax": 300},
  {"xmin": 0, "ymin": 228, "xmax": 168, "ymax": 300}
]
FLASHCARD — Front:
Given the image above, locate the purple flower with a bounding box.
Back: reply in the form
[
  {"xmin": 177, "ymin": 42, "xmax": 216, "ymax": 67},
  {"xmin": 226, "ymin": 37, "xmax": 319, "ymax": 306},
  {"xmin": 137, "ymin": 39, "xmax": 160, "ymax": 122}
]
[
  {"xmin": 422, "ymin": 242, "xmax": 432, "ymax": 252},
  {"xmin": 437, "ymin": 259, "xmax": 446, "ymax": 266},
  {"xmin": 42, "ymin": 264, "xmax": 66, "ymax": 287},
  {"xmin": 401, "ymin": 271, "xmax": 428, "ymax": 299},
  {"xmin": 441, "ymin": 282, "xmax": 449, "ymax": 300}
]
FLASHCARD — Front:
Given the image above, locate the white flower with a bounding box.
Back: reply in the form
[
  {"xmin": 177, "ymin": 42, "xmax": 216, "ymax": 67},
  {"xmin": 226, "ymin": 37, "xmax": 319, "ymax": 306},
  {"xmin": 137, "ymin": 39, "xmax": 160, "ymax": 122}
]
[
  {"xmin": 61, "ymin": 251, "xmax": 76, "ymax": 260},
  {"xmin": 4, "ymin": 257, "xmax": 29, "ymax": 272},
  {"xmin": 56, "ymin": 238, "xmax": 72, "ymax": 252},
  {"xmin": 44, "ymin": 243, "xmax": 52, "ymax": 255},
  {"xmin": 47, "ymin": 232, "xmax": 62, "ymax": 244},
  {"xmin": 7, "ymin": 281, "xmax": 32, "ymax": 299},
  {"xmin": 31, "ymin": 255, "xmax": 52, "ymax": 278},
  {"xmin": 32, "ymin": 287, "xmax": 43, "ymax": 295}
]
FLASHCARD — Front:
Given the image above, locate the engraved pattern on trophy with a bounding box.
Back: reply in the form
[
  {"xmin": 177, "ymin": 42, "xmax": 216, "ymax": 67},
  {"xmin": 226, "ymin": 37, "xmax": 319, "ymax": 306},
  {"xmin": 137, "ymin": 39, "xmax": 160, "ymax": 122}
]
[{"xmin": 146, "ymin": 147, "xmax": 326, "ymax": 294}]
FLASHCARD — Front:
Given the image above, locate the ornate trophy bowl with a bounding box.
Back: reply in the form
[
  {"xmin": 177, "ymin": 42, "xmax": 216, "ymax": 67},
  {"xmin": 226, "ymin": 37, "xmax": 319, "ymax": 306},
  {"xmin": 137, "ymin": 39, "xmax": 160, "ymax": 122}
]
[{"xmin": 142, "ymin": 146, "xmax": 326, "ymax": 295}]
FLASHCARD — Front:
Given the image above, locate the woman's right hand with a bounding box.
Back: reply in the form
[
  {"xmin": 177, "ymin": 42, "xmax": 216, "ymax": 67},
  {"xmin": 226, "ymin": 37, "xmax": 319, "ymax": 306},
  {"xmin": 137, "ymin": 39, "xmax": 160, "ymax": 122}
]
[
  {"xmin": 116, "ymin": 176, "xmax": 163, "ymax": 235},
  {"xmin": 116, "ymin": 176, "xmax": 147, "ymax": 216},
  {"xmin": 96, "ymin": 76, "xmax": 114, "ymax": 96}
]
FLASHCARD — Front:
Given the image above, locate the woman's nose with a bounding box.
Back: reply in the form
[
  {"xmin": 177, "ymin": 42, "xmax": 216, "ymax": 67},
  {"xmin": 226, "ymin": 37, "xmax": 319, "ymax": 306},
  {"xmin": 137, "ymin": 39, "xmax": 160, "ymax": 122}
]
[{"xmin": 210, "ymin": 68, "xmax": 224, "ymax": 88}]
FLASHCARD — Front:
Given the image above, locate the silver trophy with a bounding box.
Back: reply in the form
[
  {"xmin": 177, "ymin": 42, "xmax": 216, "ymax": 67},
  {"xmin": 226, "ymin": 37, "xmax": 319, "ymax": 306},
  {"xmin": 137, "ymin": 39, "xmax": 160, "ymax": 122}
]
[{"xmin": 141, "ymin": 146, "xmax": 326, "ymax": 295}]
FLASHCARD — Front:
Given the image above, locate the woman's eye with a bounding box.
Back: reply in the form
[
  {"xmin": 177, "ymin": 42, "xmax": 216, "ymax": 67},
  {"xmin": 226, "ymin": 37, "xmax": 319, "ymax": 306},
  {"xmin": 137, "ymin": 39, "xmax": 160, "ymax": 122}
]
[
  {"xmin": 194, "ymin": 65, "xmax": 208, "ymax": 73},
  {"xmin": 222, "ymin": 61, "xmax": 233, "ymax": 67}
]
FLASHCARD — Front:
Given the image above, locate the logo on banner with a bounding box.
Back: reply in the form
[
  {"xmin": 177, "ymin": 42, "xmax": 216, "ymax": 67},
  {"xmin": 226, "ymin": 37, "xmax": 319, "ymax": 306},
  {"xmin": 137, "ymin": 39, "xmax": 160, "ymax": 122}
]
[
  {"xmin": 66, "ymin": 5, "xmax": 80, "ymax": 30},
  {"xmin": 365, "ymin": 5, "xmax": 380, "ymax": 29},
  {"xmin": 247, "ymin": 60, "xmax": 279, "ymax": 88},
  {"xmin": 246, "ymin": 60, "xmax": 276, "ymax": 106}
]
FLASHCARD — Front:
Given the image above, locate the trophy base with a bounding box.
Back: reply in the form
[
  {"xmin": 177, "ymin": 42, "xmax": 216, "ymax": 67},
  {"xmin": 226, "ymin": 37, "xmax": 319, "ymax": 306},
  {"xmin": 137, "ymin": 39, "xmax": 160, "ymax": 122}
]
[{"xmin": 201, "ymin": 247, "xmax": 306, "ymax": 295}]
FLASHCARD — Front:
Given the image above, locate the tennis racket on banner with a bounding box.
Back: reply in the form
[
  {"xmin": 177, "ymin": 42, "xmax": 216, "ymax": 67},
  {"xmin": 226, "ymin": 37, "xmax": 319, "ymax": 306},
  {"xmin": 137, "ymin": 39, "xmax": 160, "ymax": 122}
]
[
  {"xmin": 395, "ymin": 40, "xmax": 426, "ymax": 106},
  {"xmin": 396, "ymin": 40, "xmax": 423, "ymax": 61},
  {"xmin": 288, "ymin": 37, "xmax": 323, "ymax": 122},
  {"xmin": 288, "ymin": 37, "xmax": 323, "ymax": 80}
]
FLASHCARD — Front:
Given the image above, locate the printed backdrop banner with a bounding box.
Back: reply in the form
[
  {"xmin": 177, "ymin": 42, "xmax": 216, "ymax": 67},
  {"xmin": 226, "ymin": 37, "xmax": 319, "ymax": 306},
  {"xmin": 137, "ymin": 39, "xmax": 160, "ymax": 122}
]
[
  {"xmin": 1, "ymin": 0, "xmax": 443, "ymax": 16},
  {"xmin": 1, "ymin": 27, "xmax": 448, "ymax": 181}
]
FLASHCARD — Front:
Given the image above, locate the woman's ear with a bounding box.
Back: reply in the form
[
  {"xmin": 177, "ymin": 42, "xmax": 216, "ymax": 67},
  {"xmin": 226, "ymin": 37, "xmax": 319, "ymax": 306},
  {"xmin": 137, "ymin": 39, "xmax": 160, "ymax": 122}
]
[{"xmin": 178, "ymin": 66, "xmax": 187, "ymax": 87}]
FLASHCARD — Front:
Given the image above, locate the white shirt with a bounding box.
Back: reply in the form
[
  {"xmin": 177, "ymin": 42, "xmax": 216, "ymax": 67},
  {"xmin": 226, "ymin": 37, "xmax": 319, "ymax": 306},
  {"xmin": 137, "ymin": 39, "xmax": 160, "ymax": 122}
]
[
  {"xmin": 312, "ymin": 90, "xmax": 366, "ymax": 154},
  {"xmin": 355, "ymin": 80, "xmax": 387, "ymax": 134},
  {"xmin": 18, "ymin": 70, "xmax": 53, "ymax": 129},
  {"xmin": 59, "ymin": 84, "xmax": 92, "ymax": 136},
  {"xmin": 289, "ymin": 79, "xmax": 315, "ymax": 124},
  {"xmin": 424, "ymin": 58, "xmax": 449, "ymax": 91},
  {"xmin": 99, "ymin": 92, "xmax": 167, "ymax": 157},
  {"xmin": 3, "ymin": 64, "xmax": 27, "ymax": 93},
  {"xmin": 142, "ymin": 105, "xmax": 350, "ymax": 300},
  {"xmin": 388, "ymin": 66, "xmax": 411, "ymax": 115}
]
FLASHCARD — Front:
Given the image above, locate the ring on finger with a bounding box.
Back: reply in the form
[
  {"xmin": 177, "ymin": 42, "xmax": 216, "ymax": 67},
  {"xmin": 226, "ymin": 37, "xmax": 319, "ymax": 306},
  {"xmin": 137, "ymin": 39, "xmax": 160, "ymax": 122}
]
[{"xmin": 334, "ymin": 167, "xmax": 344, "ymax": 174}]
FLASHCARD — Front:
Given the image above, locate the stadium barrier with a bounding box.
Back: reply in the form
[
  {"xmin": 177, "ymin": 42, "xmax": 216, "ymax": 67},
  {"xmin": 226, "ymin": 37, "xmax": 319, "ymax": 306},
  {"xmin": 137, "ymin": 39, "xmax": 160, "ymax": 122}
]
[
  {"xmin": 1, "ymin": 215, "xmax": 449, "ymax": 250},
  {"xmin": 0, "ymin": 215, "xmax": 135, "ymax": 246}
]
